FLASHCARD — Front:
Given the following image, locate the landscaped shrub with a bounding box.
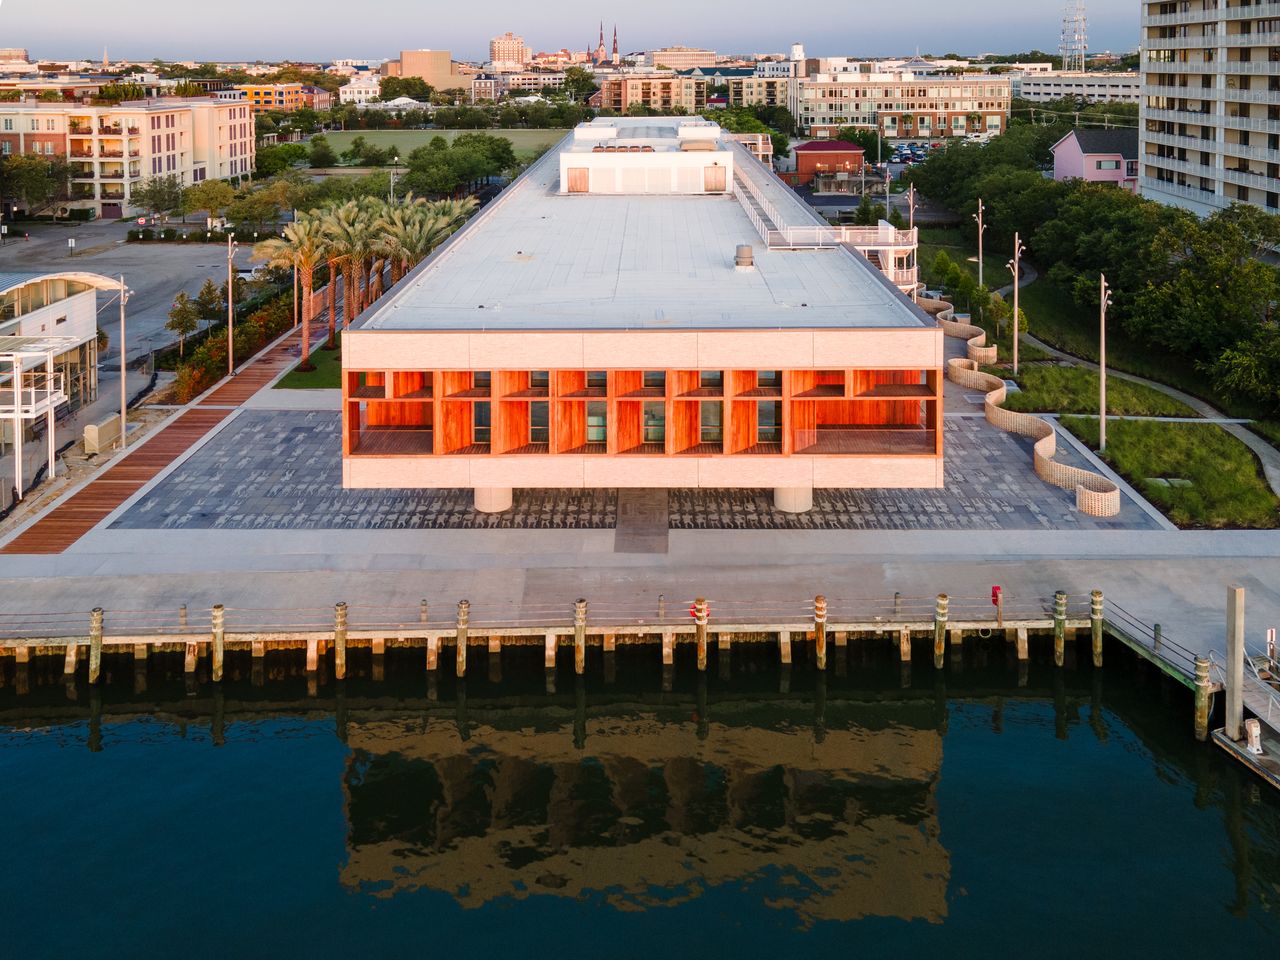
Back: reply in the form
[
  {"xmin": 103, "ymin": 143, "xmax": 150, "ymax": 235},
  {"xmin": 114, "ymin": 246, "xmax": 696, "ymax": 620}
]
[{"xmin": 171, "ymin": 294, "xmax": 294, "ymax": 403}]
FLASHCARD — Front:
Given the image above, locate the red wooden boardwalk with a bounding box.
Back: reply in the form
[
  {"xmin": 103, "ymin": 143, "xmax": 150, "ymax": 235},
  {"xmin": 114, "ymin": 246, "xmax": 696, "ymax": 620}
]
[{"xmin": 0, "ymin": 328, "xmax": 312, "ymax": 556}]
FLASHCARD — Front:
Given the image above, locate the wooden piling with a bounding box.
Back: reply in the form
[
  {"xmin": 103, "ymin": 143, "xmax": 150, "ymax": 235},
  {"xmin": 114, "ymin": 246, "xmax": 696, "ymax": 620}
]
[
  {"xmin": 252, "ymin": 639, "xmax": 265, "ymax": 659},
  {"xmin": 420, "ymin": 599, "xmax": 429, "ymax": 624},
  {"xmin": 184, "ymin": 641, "xmax": 198, "ymax": 675},
  {"xmin": 814, "ymin": 595, "xmax": 828, "ymax": 671},
  {"xmin": 574, "ymin": 598, "xmax": 587, "ymax": 676},
  {"xmin": 779, "ymin": 630, "xmax": 793, "ymax": 665},
  {"xmin": 898, "ymin": 626, "xmax": 911, "ymax": 662},
  {"xmin": 179, "ymin": 604, "xmax": 188, "ymax": 628},
  {"xmin": 211, "ymin": 604, "xmax": 225, "ymax": 683},
  {"xmin": 456, "ymin": 600, "xmax": 470, "ymax": 678},
  {"xmin": 133, "ymin": 643, "xmax": 147, "ymax": 663},
  {"xmin": 305, "ymin": 637, "xmax": 319, "ymax": 673},
  {"xmin": 88, "ymin": 608, "xmax": 103, "ymax": 684},
  {"xmin": 333, "ymin": 602, "xmax": 348, "ymax": 681},
  {"xmin": 15, "ymin": 645, "xmax": 29, "ymax": 664},
  {"xmin": 63, "ymin": 642, "xmax": 77, "ymax": 676},
  {"xmin": 372, "ymin": 637, "xmax": 386, "ymax": 656},
  {"xmin": 1052, "ymin": 592, "xmax": 1067, "ymax": 667},
  {"xmin": 694, "ymin": 598, "xmax": 708, "ymax": 672},
  {"xmin": 661, "ymin": 630, "xmax": 674, "ymax": 666},
  {"xmin": 544, "ymin": 630, "xmax": 557, "ymax": 669},
  {"xmin": 1194, "ymin": 656, "xmax": 1212, "ymax": 742},
  {"xmin": 1015, "ymin": 627, "xmax": 1029, "ymax": 661},
  {"xmin": 1090, "ymin": 589, "xmax": 1104, "ymax": 668},
  {"xmin": 933, "ymin": 594, "xmax": 948, "ymax": 670},
  {"xmin": 488, "ymin": 635, "xmax": 501, "ymax": 655},
  {"xmin": 834, "ymin": 630, "xmax": 848, "ymax": 648},
  {"xmin": 426, "ymin": 636, "xmax": 439, "ymax": 672},
  {"xmin": 602, "ymin": 633, "xmax": 615, "ymax": 654}
]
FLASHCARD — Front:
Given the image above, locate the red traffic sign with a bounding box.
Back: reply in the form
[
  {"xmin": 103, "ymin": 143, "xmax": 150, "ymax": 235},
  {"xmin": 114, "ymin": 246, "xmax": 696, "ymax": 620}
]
[
  {"xmin": 137, "ymin": 217, "xmax": 146, "ymax": 225},
  {"xmin": 991, "ymin": 586, "xmax": 1002, "ymax": 606}
]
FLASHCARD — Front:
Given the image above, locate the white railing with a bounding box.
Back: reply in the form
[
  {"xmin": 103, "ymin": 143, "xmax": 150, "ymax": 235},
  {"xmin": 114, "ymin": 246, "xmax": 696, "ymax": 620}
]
[{"xmin": 0, "ymin": 371, "xmax": 66, "ymax": 418}]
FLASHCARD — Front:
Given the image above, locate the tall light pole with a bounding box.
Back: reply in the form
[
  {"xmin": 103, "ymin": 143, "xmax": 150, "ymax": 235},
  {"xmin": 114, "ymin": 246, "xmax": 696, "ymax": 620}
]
[
  {"xmin": 973, "ymin": 198, "xmax": 986, "ymax": 288},
  {"xmin": 226, "ymin": 233, "xmax": 238, "ymax": 376},
  {"xmin": 1006, "ymin": 232, "xmax": 1026, "ymax": 375},
  {"xmin": 1099, "ymin": 273, "xmax": 1112, "ymax": 453},
  {"xmin": 118, "ymin": 276, "xmax": 129, "ymax": 450},
  {"xmin": 906, "ymin": 183, "xmax": 917, "ymax": 231}
]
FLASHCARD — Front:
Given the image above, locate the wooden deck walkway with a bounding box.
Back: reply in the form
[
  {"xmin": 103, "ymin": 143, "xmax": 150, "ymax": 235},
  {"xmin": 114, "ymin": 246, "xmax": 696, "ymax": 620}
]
[{"xmin": 0, "ymin": 328, "xmax": 311, "ymax": 556}]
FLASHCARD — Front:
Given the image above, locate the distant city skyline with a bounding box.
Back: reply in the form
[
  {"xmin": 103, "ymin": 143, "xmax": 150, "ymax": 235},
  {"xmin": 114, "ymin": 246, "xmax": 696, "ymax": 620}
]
[{"xmin": 0, "ymin": 0, "xmax": 1138, "ymax": 63}]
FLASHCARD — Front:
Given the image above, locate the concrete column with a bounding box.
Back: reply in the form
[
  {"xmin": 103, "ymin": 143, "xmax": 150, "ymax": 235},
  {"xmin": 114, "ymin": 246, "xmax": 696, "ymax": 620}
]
[
  {"xmin": 474, "ymin": 487, "xmax": 513, "ymax": 513},
  {"xmin": 1226, "ymin": 584, "xmax": 1245, "ymax": 742},
  {"xmin": 773, "ymin": 486, "xmax": 813, "ymax": 513}
]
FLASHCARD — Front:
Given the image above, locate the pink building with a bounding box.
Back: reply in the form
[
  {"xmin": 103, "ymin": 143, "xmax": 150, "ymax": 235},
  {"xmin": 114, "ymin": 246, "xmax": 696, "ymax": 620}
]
[{"xmin": 1051, "ymin": 129, "xmax": 1138, "ymax": 193}]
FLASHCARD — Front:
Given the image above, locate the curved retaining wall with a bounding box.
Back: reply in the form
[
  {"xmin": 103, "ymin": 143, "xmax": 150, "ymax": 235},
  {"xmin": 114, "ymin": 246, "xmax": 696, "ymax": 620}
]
[{"xmin": 918, "ymin": 295, "xmax": 1121, "ymax": 518}]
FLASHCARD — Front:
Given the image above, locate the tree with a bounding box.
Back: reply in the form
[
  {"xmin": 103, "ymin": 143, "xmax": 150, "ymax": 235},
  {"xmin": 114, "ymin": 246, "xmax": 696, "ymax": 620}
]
[
  {"xmin": 0, "ymin": 153, "xmax": 72, "ymax": 215},
  {"xmin": 380, "ymin": 76, "xmax": 432, "ymax": 101},
  {"xmin": 254, "ymin": 142, "xmax": 307, "ymax": 177},
  {"xmin": 94, "ymin": 82, "xmax": 146, "ymax": 103},
  {"xmin": 836, "ymin": 127, "xmax": 884, "ymax": 165},
  {"xmin": 562, "ymin": 66, "xmax": 599, "ymax": 102},
  {"xmin": 309, "ymin": 135, "xmax": 338, "ymax": 168},
  {"xmin": 182, "ymin": 179, "xmax": 236, "ymax": 225},
  {"xmin": 166, "ymin": 292, "xmax": 199, "ymax": 356},
  {"xmin": 38, "ymin": 90, "xmax": 64, "ymax": 102},
  {"xmin": 1211, "ymin": 328, "xmax": 1280, "ymax": 413},
  {"xmin": 194, "ymin": 278, "xmax": 223, "ymax": 329},
  {"xmin": 131, "ymin": 174, "xmax": 183, "ymax": 219},
  {"xmin": 253, "ymin": 218, "xmax": 327, "ymax": 370}
]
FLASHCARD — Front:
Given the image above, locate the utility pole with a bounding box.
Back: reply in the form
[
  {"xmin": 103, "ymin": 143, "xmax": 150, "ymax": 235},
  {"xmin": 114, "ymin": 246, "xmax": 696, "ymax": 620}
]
[
  {"xmin": 1099, "ymin": 273, "xmax": 1112, "ymax": 452},
  {"xmin": 1007, "ymin": 232, "xmax": 1026, "ymax": 375},
  {"xmin": 973, "ymin": 198, "xmax": 986, "ymax": 288},
  {"xmin": 227, "ymin": 233, "xmax": 238, "ymax": 376}
]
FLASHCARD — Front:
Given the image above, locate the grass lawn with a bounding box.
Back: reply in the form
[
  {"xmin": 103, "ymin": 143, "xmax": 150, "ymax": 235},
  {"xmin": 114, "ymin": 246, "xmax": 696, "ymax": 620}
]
[
  {"xmin": 918, "ymin": 226, "xmax": 1007, "ymax": 289},
  {"xmin": 994, "ymin": 365, "xmax": 1196, "ymax": 417},
  {"xmin": 274, "ymin": 338, "xmax": 342, "ymax": 389},
  {"xmin": 324, "ymin": 129, "xmax": 568, "ymax": 161},
  {"xmin": 1062, "ymin": 417, "xmax": 1279, "ymax": 529}
]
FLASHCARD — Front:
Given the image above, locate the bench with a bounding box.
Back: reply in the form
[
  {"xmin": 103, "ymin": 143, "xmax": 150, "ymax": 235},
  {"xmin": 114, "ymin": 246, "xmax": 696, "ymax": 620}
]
[{"xmin": 83, "ymin": 415, "xmax": 122, "ymax": 455}]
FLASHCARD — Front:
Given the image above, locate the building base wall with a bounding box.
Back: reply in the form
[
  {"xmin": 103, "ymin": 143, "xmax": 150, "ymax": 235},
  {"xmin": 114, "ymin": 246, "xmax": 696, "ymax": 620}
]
[{"xmin": 474, "ymin": 487, "xmax": 514, "ymax": 513}]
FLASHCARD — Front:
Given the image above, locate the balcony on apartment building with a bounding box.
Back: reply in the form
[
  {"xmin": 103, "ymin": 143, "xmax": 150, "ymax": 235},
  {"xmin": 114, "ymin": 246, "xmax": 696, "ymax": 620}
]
[
  {"xmin": 99, "ymin": 185, "xmax": 125, "ymax": 200},
  {"xmin": 69, "ymin": 164, "xmax": 95, "ymax": 181},
  {"xmin": 99, "ymin": 164, "xmax": 124, "ymax": 180},
  {"xmin": 70, "ymin": 183, "xmax": 95, "ymax": 200}
]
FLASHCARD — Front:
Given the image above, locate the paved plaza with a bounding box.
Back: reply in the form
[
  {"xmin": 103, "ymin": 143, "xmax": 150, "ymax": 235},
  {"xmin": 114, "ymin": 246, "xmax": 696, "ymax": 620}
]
[{"xmin": 109, "ymin": 410, "xmax": 1161, "ymax": 533}]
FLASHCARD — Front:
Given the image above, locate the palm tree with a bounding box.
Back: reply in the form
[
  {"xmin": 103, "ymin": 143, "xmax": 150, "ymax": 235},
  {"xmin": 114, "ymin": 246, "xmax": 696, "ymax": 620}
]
[
  {"xmin": 313, "ymin": 205, "xmax": 345, "ymax": 353},
  {"xmin": 323, "ymin": 201, "xmax": 373, "ymax": 337},
  {"xmin": 254, "ymin": 217, "xmax": 326, "ymax": 372}
]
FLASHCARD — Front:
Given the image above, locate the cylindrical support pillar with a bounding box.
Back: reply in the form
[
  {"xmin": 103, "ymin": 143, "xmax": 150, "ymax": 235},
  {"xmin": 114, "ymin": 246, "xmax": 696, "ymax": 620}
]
[
  {"xmin": 1053, "ymin": 591, "xmax": 1068, "ymax": 667},
  {"xmin": 455, "ymin": 600, "xmax": 470, "ymax": 679},
  {"xmin": 1154, "ymin": 623, "xmax": 1163, "ymax": 650},
  {"xmin": 661, "ymin": 630, "xmax": 674, "ymax": 666},
  {"xmin": 694, "ymin": 598, "xmax": 708, "ymax": 672},
  {"xmin": 15, "ymin": 645, "xmax": 30, "ymax": 664},
  {"xmin": 184, "ymin": 642, "xmax": 198, "ymax": 675},
  {"xmin": 426, "ymin": 636, "xmax": 439, "ymax": 672},
  {"xmin": 574, "ymin": 598, "xmax": 587, "ymax": 676},
  {"xmin": 63, "ymin": 642, "xmax": 78, "ymax": 676},
  {"xmin": 474, "ymin": 487, "xmax": 513, "ymax": 513},
  {"xmin": 1194, "ymin": 656, "xmax": 1212, "ymax": 742},
  {"xmin": 544, "ymin": 630, "xmax": 557, "ymax": 669},
  {"xmin": 179, "ymin": 604, "xmax": 188, "ymax": 628},
  {"xmin": 88, "ymin": 607, "xmax": 104, "ymax": 684},
  {"xmin": 1090, "ymin": 590, "xmax": 1104, "ymax": 668},
  {"xmin": 779, "ymin": 630, "xmax": 793, "ymax": 665},
  {"xmin": 133, "ymin": 643, "xmax": 148, "ymax": 663},
  {"xmin": 211, "ymin": 604, "xmax": 225, "ymax": 683},
  {"xmin": 933, "ymin": 594, "xmax": 949, "ymax": 670},
  {"xmin": 334, "ymin": 602, "xmax": 348, "ymax": 681},
  {"xmin": 1226, "ymin": 584, "xmax": 1245, "ymax": 742},
  {"xmin": 420, "ymin": 599, "xmax": 429, "ymax": 624},
  {"xmin": 898, "ymin": 626, "xmax": 911, "ymax": 663},
  {"xmin": 305, "ymin": 637, "xmax": 319, "ymax": 673},
  {"xmin": 773, "ymin": 486, "xmax": 813, "ymax": 513},
  {"xmin": 1015, "ymin": 627, "xmax": 1029, "ymax": 662},
  {"xmin": 814, "ymin": 595, "xmax": 828, "ymax": 671}
]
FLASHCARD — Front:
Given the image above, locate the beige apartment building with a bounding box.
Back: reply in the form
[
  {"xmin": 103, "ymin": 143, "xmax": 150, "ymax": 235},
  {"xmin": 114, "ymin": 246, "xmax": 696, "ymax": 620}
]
[
  {"xmin": 728, "ymin": 76, "xmax": 790, "ymax": 108},
  {"xmin": 1140, "ymin": 0, "xmax": 1280, "ymax": 215},
  {"xmin": 489, "ymin": 32, "xmax": 531, "ymax": 70},
  {"xmin": 0, "ymin": 99, "xmax": 254, "ymax": 219},
  {"xmin": 651, "ymin": 46, "xmax": 717, "ymax": 71},
  {"xmin": 382, "ymin": 50, "xmax": 468, "ymax": 93},
  {"xmin": 594, "ymin": 74, "xmax": 708, "ymax": 113}
]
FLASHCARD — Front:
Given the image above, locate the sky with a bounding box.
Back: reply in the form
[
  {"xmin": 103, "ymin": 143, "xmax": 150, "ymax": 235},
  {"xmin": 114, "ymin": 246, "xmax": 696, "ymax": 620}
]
[{"xmin": 0, "ymin": 0, "xmax": 1138, "ymax": 63}]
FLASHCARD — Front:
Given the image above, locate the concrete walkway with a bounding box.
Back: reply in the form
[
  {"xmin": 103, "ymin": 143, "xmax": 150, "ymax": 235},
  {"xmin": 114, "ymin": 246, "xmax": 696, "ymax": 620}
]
[{"xmin": 990, "ymin": 260, "xmax": 1280, "ymax": 497}]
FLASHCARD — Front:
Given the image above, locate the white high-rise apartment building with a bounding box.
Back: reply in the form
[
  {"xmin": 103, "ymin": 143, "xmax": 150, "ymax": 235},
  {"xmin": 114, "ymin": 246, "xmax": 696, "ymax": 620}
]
[{"xmin": 1140, "ymin": 0, "xmax": 1280, "ymax": 215}]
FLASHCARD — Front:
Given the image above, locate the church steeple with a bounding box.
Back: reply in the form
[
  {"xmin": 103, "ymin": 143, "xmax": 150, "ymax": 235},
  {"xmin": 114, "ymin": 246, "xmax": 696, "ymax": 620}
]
[{"xmin": 612, "ymin": 25, "xmax": 619, "ymax": 64}]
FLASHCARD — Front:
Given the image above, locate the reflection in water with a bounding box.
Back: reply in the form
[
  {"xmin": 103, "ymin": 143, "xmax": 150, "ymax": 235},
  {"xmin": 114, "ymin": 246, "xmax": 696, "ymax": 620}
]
[
  {"xmin": 4, "ymin": 641, "xmax": 1280, "ymax": 954},
  {"xmin": 342, "ymin": 713, "xmax": 947, "ymax": 923}
]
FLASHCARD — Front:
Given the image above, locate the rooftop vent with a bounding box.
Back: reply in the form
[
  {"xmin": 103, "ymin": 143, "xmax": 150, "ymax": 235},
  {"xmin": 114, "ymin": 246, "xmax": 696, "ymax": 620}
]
[{"xmin": 735, "ymin": 244, "xmax": 755, "ymax": 269}]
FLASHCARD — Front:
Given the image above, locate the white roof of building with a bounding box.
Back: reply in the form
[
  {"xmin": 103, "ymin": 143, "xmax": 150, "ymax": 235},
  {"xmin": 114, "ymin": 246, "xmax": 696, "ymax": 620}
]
[{"xmin": 363, "ymin": 118, "xmax": 927, "ymax": 332}]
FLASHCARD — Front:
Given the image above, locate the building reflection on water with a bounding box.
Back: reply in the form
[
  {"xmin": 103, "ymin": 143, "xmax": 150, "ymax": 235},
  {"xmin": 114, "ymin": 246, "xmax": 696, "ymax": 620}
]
[{"xmin": 340, "ymin": 706, "xmax": 949, "ymax": 924}]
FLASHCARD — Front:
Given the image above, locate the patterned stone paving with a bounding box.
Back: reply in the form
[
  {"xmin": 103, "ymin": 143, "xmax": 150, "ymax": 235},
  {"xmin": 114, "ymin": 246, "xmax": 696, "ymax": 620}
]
[{"xmin": 110, "ymin": 410, "xmax": 1161, "ymax": 533}]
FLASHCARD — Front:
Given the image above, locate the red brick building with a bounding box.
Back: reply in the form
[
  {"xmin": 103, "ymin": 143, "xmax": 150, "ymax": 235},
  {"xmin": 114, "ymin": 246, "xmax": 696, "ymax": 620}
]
[{"xmin": 783, "ymin": 140, "xmax": 864, "ymax": 187}]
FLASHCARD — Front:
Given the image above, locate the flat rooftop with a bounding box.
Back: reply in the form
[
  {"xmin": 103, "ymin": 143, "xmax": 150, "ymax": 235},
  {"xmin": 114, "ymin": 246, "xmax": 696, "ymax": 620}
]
[{"xmin": 362, "ymin": 120, "xmax": 928, "ymax": 333}]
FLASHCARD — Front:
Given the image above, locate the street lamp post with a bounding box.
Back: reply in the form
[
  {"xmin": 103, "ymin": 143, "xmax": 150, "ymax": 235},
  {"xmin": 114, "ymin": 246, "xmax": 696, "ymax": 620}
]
[
  {"xmin": 1006, "ymin": 232, "xmax": 1026, "ymax": 375},
  {"xmin": 906, "ymin": 183, "xmax": 917, "ymax": 231},
  {"xmin": 1100, "ymin": 273, "xmax": 1113, "ymax": 453},
  {"xmin": 972, "ymin": 198, "xmax": 986, "ymax": 288},
  {"xmin": 118, "ymin": 275, "xmax": 129, "ymax": 450},
  {"xmin": 227, "ymin": 233, "xmax": 238, "ymax": 376}
]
